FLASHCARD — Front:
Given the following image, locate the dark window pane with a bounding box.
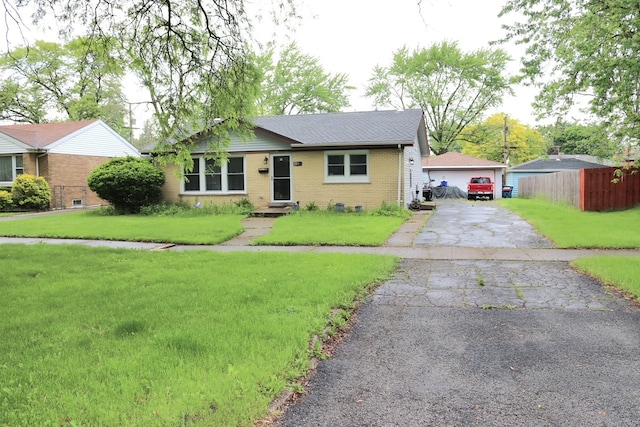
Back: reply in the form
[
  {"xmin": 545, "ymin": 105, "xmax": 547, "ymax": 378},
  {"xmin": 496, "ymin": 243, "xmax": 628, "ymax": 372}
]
[
  {"xmin": 273, "ymin": 156, "xmax": 290, "ymax": 177},
  {"xmin": 206, "ymin": 174, "xmax": 222, "ymax": 191},
  {"xmin": 328, "ymin": 155, "xmax": 345, "ymax": 176},
  {"xmin": 0, "ymin": 157, "xmax": 11, "ymax": 181},
  {"xmin": 228, "ymin": 175, "xmax": 244, "ymax": 191},
  {"xmin": 184, "ymin": 159, "xmax": 200, "ymax": 191},
  {"xmin": 204, "ymin": 159, "xmax": 221, "ymax": 174},
  {"xmin": 273, "ymin": 179, "xmax": 291, "ymax": 200},
  {"xmin": 228, "ymin": 157, "xmax": 243, "ymax": 173},
  {"xmin": 350, "ymin": 154, "xmax": 367, "ymax": 175},
  {"xmin": 184, "ymin": 176, "xmax": 200, "ymax": 191}
]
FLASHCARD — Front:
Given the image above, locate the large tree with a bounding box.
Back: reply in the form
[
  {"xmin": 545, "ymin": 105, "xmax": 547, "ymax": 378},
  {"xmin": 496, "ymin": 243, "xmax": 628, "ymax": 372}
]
[
  {"xmin": 499, "ymin": 0, "xmax": 640, "ymax": 142},
  {"xmin": 2, "ymin": 0, "xmax": 297, "ymax": 169},
  {"xmin": 0, "ymin": 37, "xmax": 126, "ymax": 131},
  {"xmin": 538, "ymin": 121, "xmax": 620, "ymax": 160},
  {"xmin": 459, "ymin": 113, "xmax": 547, "ymax": 166},
  {"xmin": 365, "ymin": 42, "xmax": 512, "ymax": 154},
  {"xmin": 254, "ymin": 42, "xmax": 353, "ymax": 115}
]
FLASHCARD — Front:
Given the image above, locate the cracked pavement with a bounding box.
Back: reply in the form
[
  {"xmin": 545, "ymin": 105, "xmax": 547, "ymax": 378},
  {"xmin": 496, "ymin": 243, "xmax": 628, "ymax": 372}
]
[{"xmin": 277, "ymin": 200, "xmax": 640, "ymax": 427}]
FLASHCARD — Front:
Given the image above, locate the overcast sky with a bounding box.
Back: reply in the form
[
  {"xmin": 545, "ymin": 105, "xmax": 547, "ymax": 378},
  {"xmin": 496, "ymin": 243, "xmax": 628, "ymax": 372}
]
[
  {"xmin": 1, "ymin": 0, "xmax": 547, "ymax": 128},
  {"xmin": 256, "ymin": 0, "xmax": 542, "ymax": 125}
]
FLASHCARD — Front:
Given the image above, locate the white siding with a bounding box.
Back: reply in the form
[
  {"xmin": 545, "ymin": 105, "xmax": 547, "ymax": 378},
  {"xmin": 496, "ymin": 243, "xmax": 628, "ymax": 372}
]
[
  {"xmin": 0, "ymin": 134, "xmax": 28, "ymax": 154},
  {"xmin": 49, "ymin": 122, "xmax": 140, "ymax": 157},
  {"xmin": 404, "ymin": 144, "xmax": 422, "ymax": 206}
]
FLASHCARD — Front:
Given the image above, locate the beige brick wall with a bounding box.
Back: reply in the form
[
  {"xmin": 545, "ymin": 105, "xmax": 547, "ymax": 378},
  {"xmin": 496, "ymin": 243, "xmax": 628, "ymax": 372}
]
[
  {"xmin": 291, "ymin": 149, "xmax": 401, "ymax": 210},
  {"xmin": 162, "ymin": 153, "xmax": 272, "ymax": 208},
  {"xmin": 161, "ymin": 149, "xmax": 404, "ymax": 211}
]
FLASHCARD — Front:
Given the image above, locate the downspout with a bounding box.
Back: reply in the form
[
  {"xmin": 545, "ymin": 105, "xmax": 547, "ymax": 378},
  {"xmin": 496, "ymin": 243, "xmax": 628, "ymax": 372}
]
[
  {"xmin": 36, "ymin": 150, "xmax": 47, "ymax": 177},
  {"xmin": 397, "ymin": 145, "xmax": 402, "ymax": 206}
]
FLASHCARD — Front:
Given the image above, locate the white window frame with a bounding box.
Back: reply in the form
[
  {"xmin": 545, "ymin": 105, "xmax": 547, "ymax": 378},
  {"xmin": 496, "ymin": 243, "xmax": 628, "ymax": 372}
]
[
  {"xmin": 324, "ymin": 150, "xmax": 370, "ymax": 183},
  {"xmin": 0, "ymin": 154, "xmax": 24, "ymax": 186},
  {"xmin": 181, "ymin": 156, "xmax": 246, "ymax": 194}
]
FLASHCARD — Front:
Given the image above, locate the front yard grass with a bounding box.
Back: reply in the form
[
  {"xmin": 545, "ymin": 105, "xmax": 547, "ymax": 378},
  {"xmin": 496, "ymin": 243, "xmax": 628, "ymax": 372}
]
[
  {"xmin": 500, "ymin": 198, "xmax": 640, "ymax": 303},
  {"xmin": 0, "ymin": 210, "xmax": 244, "ymax": 244},
  {"xmin": 573, "ymin": 256, "xmax": 640, "ymax": 301},
  {"xmin": 252, "ymin": 211, "xmax": 407, "ymax": 246},
  {"xmin": 499, "ymin": 198, "xmax": 640, "ymax": 248},
  {"xmin": 0, "ymin": 244, "xmax": 397, "ymax": 426}
]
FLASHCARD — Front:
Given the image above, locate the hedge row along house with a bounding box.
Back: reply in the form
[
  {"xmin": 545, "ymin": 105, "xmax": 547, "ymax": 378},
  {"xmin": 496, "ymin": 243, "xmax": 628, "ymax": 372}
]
[
  {"xmin": 143, "ymin": 109, "xmax": 430, "ymax": 212},
  {"xmin": 0, "ymin": 119, "xmax": 140, "ymax": 209}
]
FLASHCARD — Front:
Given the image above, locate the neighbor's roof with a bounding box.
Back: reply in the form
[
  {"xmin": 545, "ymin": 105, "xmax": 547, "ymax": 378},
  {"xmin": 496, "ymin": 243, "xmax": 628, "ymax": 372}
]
[
  {"xmin": 422, "ymin": 152, "xmax": 506, "ymax": 169},
  {"xmin": 0, "ymin": 119, "xmax": 99, "ymax": 148},
  {"xmin": 254, "ymin": 109, "xmax": 426, "ymax": 146},
  {"xmin": 509, "ymin": 155, "xmax": 607, "ymax": 172}
]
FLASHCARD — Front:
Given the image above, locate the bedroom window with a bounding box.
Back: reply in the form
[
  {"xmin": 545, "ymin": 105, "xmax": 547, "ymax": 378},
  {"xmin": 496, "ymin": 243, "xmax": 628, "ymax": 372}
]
[
  {"xmin": 182, "ymin": 156, "xmax": 245, "ymax": 193},
  {"xmin": 325, "ymin": 150, "xmax": 369, "ymax": 183}
]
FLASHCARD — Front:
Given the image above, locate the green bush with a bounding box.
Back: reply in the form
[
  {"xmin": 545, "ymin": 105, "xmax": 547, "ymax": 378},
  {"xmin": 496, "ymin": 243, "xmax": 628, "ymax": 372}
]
[
  {"xmin": 87, "ymin": 157, "xmax": 165, "ymax": 214},
  {"xmin": 368, "ymin": 201, "xmax": 412, "ymax": 219},
  {"xmin": 11, "ymin": 174, "xmax": 51, "ymax": 210},
  {"xmin": 0, "ymin": 189, "xmax": 13, "ymax": 210}
]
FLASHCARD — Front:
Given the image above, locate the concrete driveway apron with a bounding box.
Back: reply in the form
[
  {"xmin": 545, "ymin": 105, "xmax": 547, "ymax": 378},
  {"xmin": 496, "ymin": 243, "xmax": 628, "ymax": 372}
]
[{"xmin": 277, "ymin": 200, "xmax": 640, "ymax": 426}]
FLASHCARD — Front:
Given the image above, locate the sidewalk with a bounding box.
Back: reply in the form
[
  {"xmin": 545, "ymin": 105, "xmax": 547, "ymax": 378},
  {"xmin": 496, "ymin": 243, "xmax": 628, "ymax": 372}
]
[{"xmin": 1, "ymin": 209, "xmax": 638, "ymax": 260}]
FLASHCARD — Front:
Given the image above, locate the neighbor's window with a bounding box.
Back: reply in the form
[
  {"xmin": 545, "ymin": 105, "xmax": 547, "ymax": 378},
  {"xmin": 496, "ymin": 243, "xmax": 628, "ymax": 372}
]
[
  {"xmin": 183, "ymin": 156, "xmax": 245, "ymax": 193},
  {"xmin": 0, "ymin": 155, "xmax": 23, "ymax": 183},
  {"xmin": 325, "ymin": 150, "xmax": 369, "ymax": 183}
]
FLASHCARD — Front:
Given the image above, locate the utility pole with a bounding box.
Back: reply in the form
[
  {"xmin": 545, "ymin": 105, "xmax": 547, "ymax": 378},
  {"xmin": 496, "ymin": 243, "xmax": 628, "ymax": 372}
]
[
  {"xmin": 502, "ymin": 114, "xmax": 509, "ymax": 186},
  {"xmin": 125, "ymin": 100, "xmax": 152, "ymax": 143}
]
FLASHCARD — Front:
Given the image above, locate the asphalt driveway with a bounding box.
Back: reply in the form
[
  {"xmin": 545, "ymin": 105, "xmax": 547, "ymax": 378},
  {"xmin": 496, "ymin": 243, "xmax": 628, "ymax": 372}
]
[{"xmin": 276, "ymin": 200, "xmax": 640, "ymax": 426}]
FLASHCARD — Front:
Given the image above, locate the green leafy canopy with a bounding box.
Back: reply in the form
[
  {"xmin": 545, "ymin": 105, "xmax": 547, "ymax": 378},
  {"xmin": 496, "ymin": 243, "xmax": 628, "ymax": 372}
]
[
  {"xmin": 500, "ymin": 0, "xmax": 640, "ymax": 142},
  {"xmin": 366, "ymin": 41, "xmax": 512, "ymax": 154}
]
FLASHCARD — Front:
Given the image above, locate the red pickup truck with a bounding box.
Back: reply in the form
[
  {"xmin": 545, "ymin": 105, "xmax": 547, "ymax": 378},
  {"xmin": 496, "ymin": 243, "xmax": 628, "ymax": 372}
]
[{"xmin": 467, "ymin": 177, "xmax": 494, "ymax": 200}]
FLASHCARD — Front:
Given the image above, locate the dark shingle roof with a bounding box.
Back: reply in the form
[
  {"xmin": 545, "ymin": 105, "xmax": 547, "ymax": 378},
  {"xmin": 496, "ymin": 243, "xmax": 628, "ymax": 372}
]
[
  {"xmin": 510, "ymin": 156, "xmax": 606, "ymax": 172},
  {"xmin": 254, "ymin": 109, "xmax": 424, "ymax": 145}
]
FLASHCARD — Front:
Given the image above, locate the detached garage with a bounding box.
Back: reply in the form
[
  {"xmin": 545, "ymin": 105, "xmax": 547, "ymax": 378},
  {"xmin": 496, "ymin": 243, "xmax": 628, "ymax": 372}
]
[{"xmin": 422, "ymin": 152, "xmax": 507, "ymax": 199}]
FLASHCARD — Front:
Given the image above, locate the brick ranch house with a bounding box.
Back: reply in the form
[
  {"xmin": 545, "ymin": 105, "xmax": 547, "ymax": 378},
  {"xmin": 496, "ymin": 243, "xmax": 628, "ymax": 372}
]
[
  {"xmin": 143, "ymin": 109, "xmax": 430, "ymax": 211},
  {"xmin": 0, "ymin": 119, "xmax": 140, "ymax": 208}
]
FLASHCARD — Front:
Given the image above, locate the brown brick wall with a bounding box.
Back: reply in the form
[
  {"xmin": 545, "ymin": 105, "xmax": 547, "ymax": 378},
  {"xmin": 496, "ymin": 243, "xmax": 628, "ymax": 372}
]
[{"xmin": 46, "ymin": 153, "xmax": 112, "ymax": 207}]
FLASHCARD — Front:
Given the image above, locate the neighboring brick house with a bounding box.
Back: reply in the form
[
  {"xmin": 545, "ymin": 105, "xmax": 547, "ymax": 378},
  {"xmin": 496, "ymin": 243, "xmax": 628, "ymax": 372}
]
[
  {"xmin": 0, "ymin": 119, "xmax": 140, "ymax": 208},
  {"xmin": 143, "ymin": 110, "xmax": 430, "ymax": 210}
]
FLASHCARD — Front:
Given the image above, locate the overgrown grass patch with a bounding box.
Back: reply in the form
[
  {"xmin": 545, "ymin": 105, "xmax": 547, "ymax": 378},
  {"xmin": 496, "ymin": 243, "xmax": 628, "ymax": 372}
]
[
  {"xmin": 0, "ymin": 209, "xmax": 244, "ymax": 244},
  {"xmin": 573, "ymin": 256, "xmax": 640, "ymax": 301},
  {"xmin": 0, "ymin": 244, "xmax": 397, "ymax": 426},
  {"xmin": 499, "ymin": 198, "xmax": 640, "ymax": 248},
  {"xmin": 252, "ymin": 210, "xmax": 407, "ymax": 246}
]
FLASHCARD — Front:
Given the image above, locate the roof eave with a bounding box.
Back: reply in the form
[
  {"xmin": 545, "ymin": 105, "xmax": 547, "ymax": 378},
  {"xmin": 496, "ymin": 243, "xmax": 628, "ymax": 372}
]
[{"xmin": 290, "ymin": 141, "xmax": 414, "ymax": 149}]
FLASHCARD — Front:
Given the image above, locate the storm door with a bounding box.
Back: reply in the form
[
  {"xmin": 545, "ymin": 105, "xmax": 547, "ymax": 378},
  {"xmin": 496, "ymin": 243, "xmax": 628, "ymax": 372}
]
[{"xmin": 271, "ymin": 155, "xmax": 292, "ymax": 202}]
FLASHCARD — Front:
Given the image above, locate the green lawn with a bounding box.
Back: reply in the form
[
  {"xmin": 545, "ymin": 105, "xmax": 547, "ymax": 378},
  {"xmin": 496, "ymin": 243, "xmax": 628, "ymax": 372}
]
[
  {"xmin": 0, "ymin": 244, "xmax": 397, "ymax": 426},
  {"xmin": 573, "ymin": 256, "xmax": 640, "ymax": 301},
  {"xmin": 253, "ymin": 211, "xmax": 407, "ymax": 246},
  {"xmin": 0, "ymin": 210, "xmax": 244, "ymax": 244},
  {"xmin": 500, "ymin": 198, "xmax": 640, "ymax": 303},
  {"xmin": 499, "ymin": 198, "xmax": 640, "ymax": 248}
]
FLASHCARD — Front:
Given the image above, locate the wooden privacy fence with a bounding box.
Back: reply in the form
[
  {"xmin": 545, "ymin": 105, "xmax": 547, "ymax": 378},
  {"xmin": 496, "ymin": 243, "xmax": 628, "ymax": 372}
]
[
  {"xmin": 518, "ymin": 167, "xmax": 640, "ymax": 211},
  {"xmin": 519, "ymin": 170, "xmax": 580, "ymax": 207}
]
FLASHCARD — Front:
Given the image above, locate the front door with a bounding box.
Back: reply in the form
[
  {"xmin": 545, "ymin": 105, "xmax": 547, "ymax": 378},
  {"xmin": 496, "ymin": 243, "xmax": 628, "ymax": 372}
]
[{"xmin": 271, "ymin": 154, "xmax": 292, "ymax": 202}]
